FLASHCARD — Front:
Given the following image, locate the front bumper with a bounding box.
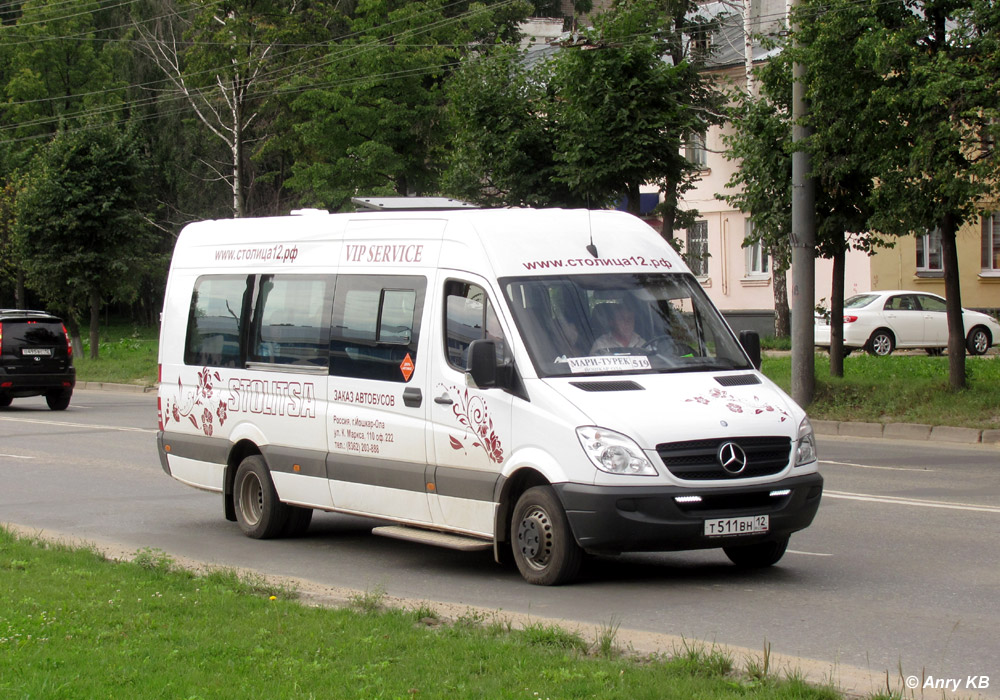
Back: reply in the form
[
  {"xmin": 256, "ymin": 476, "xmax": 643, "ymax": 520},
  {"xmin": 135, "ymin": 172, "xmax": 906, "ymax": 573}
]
[{"xmin": 554, "ymin": 471, "xmax": 823, "ymax": 553}]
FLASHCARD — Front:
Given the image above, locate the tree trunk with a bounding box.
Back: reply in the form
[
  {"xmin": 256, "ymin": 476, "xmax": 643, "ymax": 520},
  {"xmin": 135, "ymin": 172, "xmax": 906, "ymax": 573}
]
[
  {"xmin": 63, "ymin": 314, "xmax": 84, "ymax": 358},
  {"xmin": 233, "ymin": 93, "xmax": 245, "ymax": 218},
  {"xmin": 15, "ymin": 268, "xmax": 26, "ymax": 309},
  {"xmin": 829, "ymin": 245, "xmax": 845, "ymax": 378},
  {"xmin": 627, "ymin": 182, "xmax": 641, "ymax": 216},
  {"xmin": 89, "ymin": 289, "xmax": 101, "ymax": 360},
  {"xmin": 771, "ymin": 246, "xmax": 790, "ymax": 337},
  {"xmin": 940, "ymin": 214, "xmax": 965, "ymax": 390}
]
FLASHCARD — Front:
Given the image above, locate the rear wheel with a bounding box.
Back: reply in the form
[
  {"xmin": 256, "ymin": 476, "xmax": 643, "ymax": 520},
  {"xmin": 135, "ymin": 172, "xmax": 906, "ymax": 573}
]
[
  {"xmin": 234, "ymin": 455, "xmax": 289, "ymax": 539},
  {"xmin": 866, "ymin": 329, "xmax": 895, "ymax": 356},
  {"xmin": 723, "ymin": 536, "xmax": 789, "ymax": 568},
  {"xmin": 511, "ymin": 486, "xmax": 582, "ymax": 586},
  {"xmin": 0, "ymin": 394, "xmax": 11, "ymax": 408},
  {"xmin": 45, "ymin": 389, "xmax": 72, "ymax": 411},
  {"xmin": 966, "ymin": 327, "xmax": 991, "ymax": 356}
]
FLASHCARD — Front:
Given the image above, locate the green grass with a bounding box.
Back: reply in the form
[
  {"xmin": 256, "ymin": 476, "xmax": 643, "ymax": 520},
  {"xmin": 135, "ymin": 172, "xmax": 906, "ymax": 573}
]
[
  {"xmin": 73, "ymin": 322, "xmax": 159, "ymax": 386},
  {"xmin": 0, "ymin": 527, "xmax": 849, "ymax": 700},
  {"xmin": 762, "ymin": 353, "xmax": 1000, "ymax": 428}
]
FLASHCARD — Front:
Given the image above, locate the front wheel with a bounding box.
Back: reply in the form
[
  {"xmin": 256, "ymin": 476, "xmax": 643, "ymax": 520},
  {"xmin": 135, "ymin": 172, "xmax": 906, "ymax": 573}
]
[
  {"xmin": 723, "ymin": 537, "xmax": 789, "ymax": 568},
  {"xmin": 966, "ymin": 327, "xmax": 991, "ymax": 356},
  {"xmin": 511, "ymin": 486, "xmax": 582, "ymax": 586},
  {"xmin": 234, "ymin": 455, "xmax": 289, "ymax": 539},
  {"xmin": 866, "ymin": 329, "xmax": 895, "ymax": 356}
]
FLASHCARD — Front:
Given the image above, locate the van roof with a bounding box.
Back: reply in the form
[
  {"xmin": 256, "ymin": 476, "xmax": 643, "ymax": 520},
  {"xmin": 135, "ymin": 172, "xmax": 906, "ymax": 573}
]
[{"xmin": 170, "ymin": 208, "xmax": 688, "ymax": 280}]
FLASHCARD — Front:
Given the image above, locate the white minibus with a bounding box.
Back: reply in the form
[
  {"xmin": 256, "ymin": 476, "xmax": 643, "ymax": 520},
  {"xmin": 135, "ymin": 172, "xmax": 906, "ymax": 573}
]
[{"xmin": 157, "ymin": 203, "xmax": 822, "ymax": 585}]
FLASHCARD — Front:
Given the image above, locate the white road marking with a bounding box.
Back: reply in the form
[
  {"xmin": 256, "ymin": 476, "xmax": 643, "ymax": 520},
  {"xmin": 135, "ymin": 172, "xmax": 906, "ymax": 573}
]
[
  {"xmin": 787, "ymin": 549, "xmax": 832, "ymax": 557},
  {"xmin": 820, "ymin": 459, "xmax": 931, "ymax": 473},
  {"xmin": 825, "ymin": 490, "xmax": 1000, "ymax": 513},
  {"xmin": 0, "ymin": 453, "xmax": 35, "ymax": 459},
  {"xmin": 0, "ymin": 416, "xmax": 156, "ymax": 434}
]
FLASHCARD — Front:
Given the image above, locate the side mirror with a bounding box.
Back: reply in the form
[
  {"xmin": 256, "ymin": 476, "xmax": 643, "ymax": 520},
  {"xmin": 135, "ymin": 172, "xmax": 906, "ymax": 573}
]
[
  {"xmin": 467, "ymin": 339, "xmax": 498, "ymax": 388},
  {"xmin": 739, "ymin": 330, "xmax": 762, "ymax": 370}
]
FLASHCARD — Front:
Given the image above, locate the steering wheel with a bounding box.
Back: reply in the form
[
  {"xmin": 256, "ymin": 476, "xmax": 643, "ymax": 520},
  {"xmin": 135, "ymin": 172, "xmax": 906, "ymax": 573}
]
[{"xmin": 642, "ymin": 335, "xmax": 695, "ymax": 357}]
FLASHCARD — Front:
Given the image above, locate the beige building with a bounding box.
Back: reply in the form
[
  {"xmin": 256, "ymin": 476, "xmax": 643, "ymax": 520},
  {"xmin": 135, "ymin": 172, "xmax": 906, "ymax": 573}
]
[
  {"xmin": 676, "ymin": 1, "xmax": 870, "ymax": 335},
  {"xmin": 870, "ymin": 212, "xmax": 1000, "ymax": 311}
]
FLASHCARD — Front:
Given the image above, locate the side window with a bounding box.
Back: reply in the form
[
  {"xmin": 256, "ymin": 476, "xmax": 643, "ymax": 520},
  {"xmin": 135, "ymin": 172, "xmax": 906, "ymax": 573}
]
[
  {"xmin": 917, "ymin": 294, "xmax": 946, "ymax": 313},
  {"xmin": 445, "ymin": 280, "xmax": 508, "ymax": 371},
  {"xmin": 329, "ymin": 275, "xmax": 425, "ymax": 382},
  {"xmin": 185, "ymin": 275, "xmax": 253, "ymax": 368},
  {"xmin": 249, "ymin": 275, "xmax": 333, "ymax": 366}
]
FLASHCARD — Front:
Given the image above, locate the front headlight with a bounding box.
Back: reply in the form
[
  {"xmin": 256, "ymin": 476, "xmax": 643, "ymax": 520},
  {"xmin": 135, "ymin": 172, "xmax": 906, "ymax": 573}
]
[
  {"xmin": 576, "ymin": 426, "xmax": 657, "ymax": 476},
  {"xmin": 795, "ymin": 417, "xmax": 818, "ymax": 466}
]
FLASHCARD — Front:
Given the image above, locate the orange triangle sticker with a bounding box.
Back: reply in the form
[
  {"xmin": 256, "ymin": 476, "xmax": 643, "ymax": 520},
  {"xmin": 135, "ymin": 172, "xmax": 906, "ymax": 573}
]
[{"xmin": 400, "ymin": 353, "xmax": 414, "ymax": 381}]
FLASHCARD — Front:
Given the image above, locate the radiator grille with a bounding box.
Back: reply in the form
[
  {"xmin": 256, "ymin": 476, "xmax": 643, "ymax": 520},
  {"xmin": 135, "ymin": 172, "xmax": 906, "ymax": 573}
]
[{"xmin": 656, "ymin": 436, "xmax": 791, "ymax": 480}]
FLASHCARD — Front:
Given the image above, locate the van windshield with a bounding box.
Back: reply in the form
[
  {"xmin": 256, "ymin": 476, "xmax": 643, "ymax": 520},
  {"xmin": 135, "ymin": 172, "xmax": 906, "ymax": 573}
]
[{"xmin": 500, "ymin": 273, "xmax": 752, "ymax": 378}]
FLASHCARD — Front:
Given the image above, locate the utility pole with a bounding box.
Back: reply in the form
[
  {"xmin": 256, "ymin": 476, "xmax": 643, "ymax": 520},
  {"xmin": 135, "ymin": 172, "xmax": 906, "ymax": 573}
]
[{"xmin": 790, "ymin": 0, "xmax": 815, "ymax": 406}]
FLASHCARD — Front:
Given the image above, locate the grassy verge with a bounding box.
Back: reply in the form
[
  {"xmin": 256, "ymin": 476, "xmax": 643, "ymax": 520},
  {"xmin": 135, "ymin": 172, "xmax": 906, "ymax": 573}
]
[
  {"xmin": 0, "ymin": 527, "xmax": 857, "ymax": 700},
  {"xmin": 763, "ymin": 353, "xmax": 1000, "ymax": 429},
  {"xmin": 73, "ymin": 323, "xmax": 159, "ymax": 386}
]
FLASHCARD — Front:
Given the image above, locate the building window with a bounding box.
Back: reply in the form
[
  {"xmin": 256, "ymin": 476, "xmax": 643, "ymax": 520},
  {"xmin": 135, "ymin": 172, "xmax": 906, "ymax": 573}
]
[
  {"xmin": 686, "ymin": 220, "xmax": 709, "ymax": 277},
  {"xmin": 744, "ymin": 220, "xmax": 769, "ymax": 277},
  {"xmin": 983, "ymin": 212, "xmax": 1000, "ymax": 272},
  {"xmin": 916, "ymin": 229, "xmax": 943, "ymax": 274},
  {"xmin": 685, "ymin": 131, "xmax": 707, "ymax": 168}
]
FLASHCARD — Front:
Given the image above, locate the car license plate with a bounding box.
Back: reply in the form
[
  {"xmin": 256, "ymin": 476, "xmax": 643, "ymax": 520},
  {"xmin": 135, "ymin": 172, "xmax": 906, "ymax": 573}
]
[
  {"xmin": 704, "ymin": 515, "xmax": 769, "ymax": 537},
  {"xmin": 22, "ymin": 348, "xmax": 53, "ymax": 356}
]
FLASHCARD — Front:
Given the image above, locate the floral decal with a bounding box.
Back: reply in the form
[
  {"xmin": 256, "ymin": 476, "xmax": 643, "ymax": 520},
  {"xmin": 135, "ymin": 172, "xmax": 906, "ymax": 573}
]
[
  {"xmin": 440, "ymin": 384, "xmax": 504, "ymax": 464},
  {"xmin": 685, "ymin": 388, "xmax": 789, "ymax": 422},
  {"xmin": 162, "ymin": 367, "xmax": 228, "ymax": 437}
]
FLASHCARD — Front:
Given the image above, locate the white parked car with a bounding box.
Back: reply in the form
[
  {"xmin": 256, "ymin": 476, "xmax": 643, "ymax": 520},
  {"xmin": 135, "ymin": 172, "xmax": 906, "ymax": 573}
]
[{"xmin": 815, "ymin": 290, "xmax": 1000, "ymax": 356}]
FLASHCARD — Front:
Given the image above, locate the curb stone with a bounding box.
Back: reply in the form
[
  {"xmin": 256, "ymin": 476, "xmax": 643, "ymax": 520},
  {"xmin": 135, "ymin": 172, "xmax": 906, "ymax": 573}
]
[{"xmin": 78, "ymin": 381, "xmax": 155, "ymax": 393}]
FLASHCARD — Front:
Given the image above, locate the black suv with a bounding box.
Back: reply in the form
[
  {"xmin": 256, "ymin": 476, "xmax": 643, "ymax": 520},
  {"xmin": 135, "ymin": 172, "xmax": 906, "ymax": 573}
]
[{"xmin": 0, "ymin": 309, "xmax": 76, "ymax": 410}]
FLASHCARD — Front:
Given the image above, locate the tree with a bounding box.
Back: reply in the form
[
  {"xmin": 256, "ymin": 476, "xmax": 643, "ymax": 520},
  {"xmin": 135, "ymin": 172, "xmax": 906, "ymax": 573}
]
[
  {"xmin": 132, "ymin": 0, "xmax": 344, "ymax": 218},
  {"xmin": 286, "ymin": 0, "xmax": 531, "ymax": 211},
  {"xmin": 793, "ymin": 0, "xmax": 1000, "ymax": 389},
  {"xmin": 14, "ymin": 127, "xmax": 159, "ymax": 358},
  {"xmin": 444, "ymin": 0, "xmax": 725, "ymax": 242},
  {"xmin": 443, "ymin": 47, "xmax": 584, "ymax": 208}
]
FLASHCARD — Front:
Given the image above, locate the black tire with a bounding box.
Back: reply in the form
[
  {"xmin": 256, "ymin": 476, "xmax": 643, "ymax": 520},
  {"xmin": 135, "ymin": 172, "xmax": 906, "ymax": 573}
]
[
  {"xmin": 511, "ymin": 486, "xmax": 582, "ymax": 586},
  {"xmin": 283, "ymin": 506, "xmax": 313, "ymax": 537},
  {"xmin": 45, "ymin": 389, "xmax": 72, "ymax": 411},
  {"xmin": 233, "ymin": 455, "xmax": 289, "ymax": 539},
  {"xmin": 866, "ymin": 329, "xmax": 895, "ymax": 356},
  {"xmin": 966, "ymin": 326, "xmax": 991, "ymax": 356},
  {"xmin": 0, "ymin": 394, "xmax": 11, "ymax": 408},
  {"xmin": 723, "ymin": 536, "xmax": 789, "ymax": 568}
]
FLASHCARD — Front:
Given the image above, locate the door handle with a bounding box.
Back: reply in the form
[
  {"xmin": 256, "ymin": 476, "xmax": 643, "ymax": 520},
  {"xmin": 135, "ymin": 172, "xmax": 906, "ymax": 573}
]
[
  {"xmin": 402, "ymin": 388, "xmax": 422, "ymax": 408},
  {"xmin": 434, "ymin": 393, "xmax": 454, "ymax": 405}
]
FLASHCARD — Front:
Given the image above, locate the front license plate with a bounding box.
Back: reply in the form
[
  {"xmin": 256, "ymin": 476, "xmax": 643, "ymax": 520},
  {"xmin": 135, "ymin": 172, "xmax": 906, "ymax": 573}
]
[
  {"xmin": 22, "ymin": 348, "xmax": 53, "ymax": 356},
  {"xmin": 704, "ymin": 515, "xmax": 769, "ymax": 537}
]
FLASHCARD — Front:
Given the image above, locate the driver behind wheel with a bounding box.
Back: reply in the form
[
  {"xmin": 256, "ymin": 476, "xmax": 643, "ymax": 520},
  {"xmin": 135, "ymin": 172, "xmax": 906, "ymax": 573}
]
[{"xmin": 591, "ymin": 305, "xmax": 645, "ymax": 353}]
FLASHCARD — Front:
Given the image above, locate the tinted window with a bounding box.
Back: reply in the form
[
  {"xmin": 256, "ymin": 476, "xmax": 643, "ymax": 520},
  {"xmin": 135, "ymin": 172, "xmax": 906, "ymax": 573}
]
[
  {"xmin": 844, "ymin": 294, "xmax": 878, "ymax": 309},
  {"xmin": 2, "ymin": 320, "xmax": 65, "ymax": 348},
  {"xmin": 249, "ymin": 275, "xmax": 333, "ymax": 366},
  {"xmin": 444, "ymin": 281, "xmax": 507, "ymax": 371},
  {"xmin": 185, "ymin": 276, "xmax": 253, "ymax": 367},
  {"xmin": 329, "ymin": 275, "xmax": 425, "ymax": 382},
  {"xmin": 917, "ymin": 294, "xmax": 947, "ymax": 312},
  {"xmin": 885, "ymin": 295, "xmax": 918, "ymax": 311}
]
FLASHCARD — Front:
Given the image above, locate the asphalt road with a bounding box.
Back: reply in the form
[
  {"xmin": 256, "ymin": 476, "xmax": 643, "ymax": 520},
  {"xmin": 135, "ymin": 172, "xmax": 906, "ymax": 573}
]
[{"xmin": 2, "ymin": 389, "xmax": 997, "ymax": 695}]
